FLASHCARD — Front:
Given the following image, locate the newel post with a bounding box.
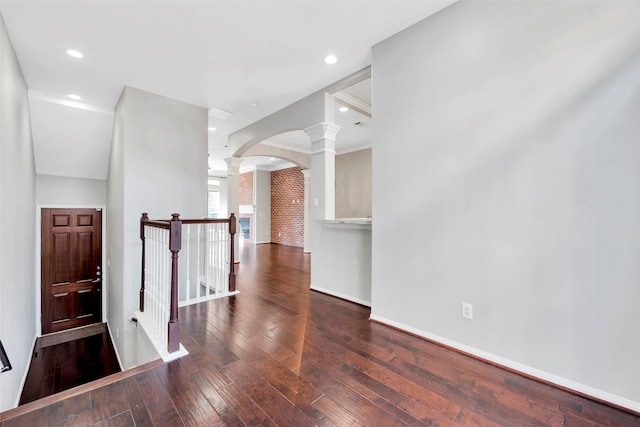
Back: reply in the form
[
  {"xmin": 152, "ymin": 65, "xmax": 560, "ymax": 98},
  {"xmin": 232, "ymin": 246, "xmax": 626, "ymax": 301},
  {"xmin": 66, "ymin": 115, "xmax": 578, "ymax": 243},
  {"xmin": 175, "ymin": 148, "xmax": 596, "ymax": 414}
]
[
  {"xmin": 229, "ymin": 213, "xmax": 236, "ymax": 292},
  {"xmin": 168, "ymin": 213, "xmax": 182, "ymax": 353},
  {"xmin": 139, "ymin": 213, "xmax": 149, "ymax": 312}
]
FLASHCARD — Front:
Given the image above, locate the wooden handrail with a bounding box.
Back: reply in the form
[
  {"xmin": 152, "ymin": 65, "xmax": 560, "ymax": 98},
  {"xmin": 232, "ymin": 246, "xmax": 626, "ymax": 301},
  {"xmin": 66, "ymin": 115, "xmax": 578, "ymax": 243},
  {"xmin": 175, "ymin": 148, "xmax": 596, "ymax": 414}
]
[
  {"xmin": 142, "ymin": 219, "xmax": 172, "ymax": 228},
  {"xmin": 0, "ymin": 340, "xmax": 12, "ymax": 373},
  {"xmin": 180, "ymin": 218, "xmax": 232, "ymax": 224}
]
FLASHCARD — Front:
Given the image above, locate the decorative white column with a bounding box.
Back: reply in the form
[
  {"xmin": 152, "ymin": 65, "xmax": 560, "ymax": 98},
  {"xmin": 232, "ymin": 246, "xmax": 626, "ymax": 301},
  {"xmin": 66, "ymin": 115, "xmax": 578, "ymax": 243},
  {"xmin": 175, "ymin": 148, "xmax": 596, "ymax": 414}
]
[
  {"xmin": 305, "ymin": 122, "xmax": 341, "ymax": 222},
  {"xmin": 301, "ymin": 169, "xmax": 311, "ymax": 253},
  {"xmin": 305, "ymin": 122, "xmax": 340, "ymax": 288},
  {"xmin": 225, "ymin": 157, "xmax": 243, "ymax": 260}
]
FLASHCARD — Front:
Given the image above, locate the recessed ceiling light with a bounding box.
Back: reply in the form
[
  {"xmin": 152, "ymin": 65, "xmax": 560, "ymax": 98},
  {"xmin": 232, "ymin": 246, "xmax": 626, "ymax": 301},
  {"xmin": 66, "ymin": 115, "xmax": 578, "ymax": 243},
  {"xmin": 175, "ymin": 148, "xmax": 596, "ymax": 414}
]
[
  {"xmin": 339, "ymin": 106, "xmax": 349, "ymax": 113},
  {"xmin": 324, "ymin": 54, "xmax": 338, "ymax": 65},
  {"xmin": 270, "ymin": 157, "xmax": 276, "ymax": 161},
  {"xmin": 249, "ymin": 101, "xmax": 257, "ymax": 107},
  {"xmin": 67, "ymin": 94, "xmax": 81, "ymax": 101},
  {"xmin": 208, "ymin": 127, "xmax": 216, "ymax": 131},
  {"xmin": 66, "ymin": 49, "xmax": 84, "ymax": 59}
]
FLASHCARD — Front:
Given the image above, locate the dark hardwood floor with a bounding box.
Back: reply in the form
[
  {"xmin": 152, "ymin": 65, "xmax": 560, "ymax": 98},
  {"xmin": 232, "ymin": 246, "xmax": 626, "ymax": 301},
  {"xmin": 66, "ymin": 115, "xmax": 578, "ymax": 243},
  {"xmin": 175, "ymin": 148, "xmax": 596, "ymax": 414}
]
[
  {"xmin": 19, "ymin": 323, "xmax": 121, "ymax": 405},
  {"xmin": 2, "ymin": 243, "xmax": 639, "ymax": 426}
]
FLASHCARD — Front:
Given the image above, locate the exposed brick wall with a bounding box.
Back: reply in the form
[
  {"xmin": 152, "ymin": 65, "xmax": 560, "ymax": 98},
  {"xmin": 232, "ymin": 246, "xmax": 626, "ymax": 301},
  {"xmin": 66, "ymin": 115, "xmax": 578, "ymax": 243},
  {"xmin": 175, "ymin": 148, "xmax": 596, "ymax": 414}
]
[
  {"xmin": 271, "ymin": 167, "xmax": 304, "ymax": 247},
  {"xmin": 239, "ymin": 171, "xmax": 253, "ymax": 206}
]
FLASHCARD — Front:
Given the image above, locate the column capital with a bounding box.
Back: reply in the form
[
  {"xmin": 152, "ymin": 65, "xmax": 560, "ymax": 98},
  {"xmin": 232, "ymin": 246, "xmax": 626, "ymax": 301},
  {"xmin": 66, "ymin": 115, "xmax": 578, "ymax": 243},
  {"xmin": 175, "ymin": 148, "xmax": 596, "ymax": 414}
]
[
  {"xmin": 301, "ymin": 169, "xmax": 311, "ymax": 179},
  {"xmin": 224, "ymin": 157, "xmax": 243, "ymax": 174},
  {"xmin": 304, "ymin": 122, "xmax": 342, "ymax": 144}
]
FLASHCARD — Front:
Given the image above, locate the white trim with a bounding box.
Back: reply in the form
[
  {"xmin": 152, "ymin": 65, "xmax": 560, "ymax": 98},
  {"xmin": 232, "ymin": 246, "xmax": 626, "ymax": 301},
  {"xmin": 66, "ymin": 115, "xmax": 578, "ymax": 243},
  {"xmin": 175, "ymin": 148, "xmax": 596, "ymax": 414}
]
[
  {"xmin": 304, "ymin": 122, "xmax": 342, "ymax": 143},
  {"xmin": 369, "ymin": 314, "xmax": 640, "ymax": 414},
  {"xmin": 263, "ymin": 162, "xmax": 298, "ymax": 172},
  {"xmin": 253, "ymin": 240, "xmax": 271, "ymax": 244},
  {"xmin": 322, "ymin": 218, "xmax": 372, "ymax": 230},
  {"xmin": 133, "ymin": 310, "xmax": 188, "ymax": 363},
  {"xmin": 261, "ymin": 137, "xmax": 371, "ymax": 157},
  {"xmin": 334, "ymin": 91, "xmax": 372, "ymax": 117},
  {"xmin": 105, "ymin": 321, "xmax": 123, "ymax": 371},
  {"xmin": 35, "ymin": 205, "xmax": 107, "ymax": 337},
  {"xmin": 14, "ymin": 336, "xmax": 37, "ymax": 407},
  {"xmin": 239, "ymin": 164, "xmax": 257, "ymax": 174},
  {"xmin": 310, "ymin": 285, "xmax": 371, "ymax": 307},
  {"xmin": 336, "ymin": 144, "xmax": 372, "ymax": 156},
  {"xmin": 325, "ymin": 66, "xmax": 371, "ymax": 96},
  {"xmin": 261, "ymin": 139, "xmax": 311, "ymax": 155},
  {"xmin": 310, "ymin": 148, "xmax": 336, "ymax": 156}
]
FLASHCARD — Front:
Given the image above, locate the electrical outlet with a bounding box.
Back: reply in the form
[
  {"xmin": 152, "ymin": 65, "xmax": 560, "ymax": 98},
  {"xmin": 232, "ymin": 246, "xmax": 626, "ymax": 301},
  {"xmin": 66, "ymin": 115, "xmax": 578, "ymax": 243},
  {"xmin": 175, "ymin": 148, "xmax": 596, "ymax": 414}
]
[
  {"xmin": 116, "ymin": 328, "xmax": 120, "ymax": 339},
  {"xmin": 462, "ymin": 303, "xmax": 473, "ymax": 320}
]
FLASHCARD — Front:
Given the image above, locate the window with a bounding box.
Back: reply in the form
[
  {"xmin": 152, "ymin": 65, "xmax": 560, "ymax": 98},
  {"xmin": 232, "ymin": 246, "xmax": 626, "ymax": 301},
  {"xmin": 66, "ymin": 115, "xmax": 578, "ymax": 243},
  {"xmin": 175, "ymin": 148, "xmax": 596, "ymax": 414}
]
[{"xmin": 207, "ymin": 191, "xmax": 220, "ymax": 218}]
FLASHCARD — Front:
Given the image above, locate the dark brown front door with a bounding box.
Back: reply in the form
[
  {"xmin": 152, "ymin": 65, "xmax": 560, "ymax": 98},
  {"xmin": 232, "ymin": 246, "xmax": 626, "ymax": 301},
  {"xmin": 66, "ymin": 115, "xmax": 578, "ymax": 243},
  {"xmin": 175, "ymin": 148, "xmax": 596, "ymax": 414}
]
[{"xmin": 41, "ymin": 208, "xmax": 102, "ymax": 334}]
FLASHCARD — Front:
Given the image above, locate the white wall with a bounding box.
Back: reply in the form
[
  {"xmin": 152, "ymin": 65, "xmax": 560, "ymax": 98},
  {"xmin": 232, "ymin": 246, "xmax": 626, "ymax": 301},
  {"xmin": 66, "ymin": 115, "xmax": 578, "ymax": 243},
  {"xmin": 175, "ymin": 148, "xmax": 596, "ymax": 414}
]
[
  {"xmin": 106, "ymin": 91, "xmax": 126, "ymax": 370},
  {"xmin": 36, "ymin": 174, "xmax": 106, "ymax": 206},
  {"xmin": 0, "ymin": 14, "xmax": 36, "ymax": 411},
  {"xmin": 35, "ymin": 174, "xmax": 107, "ymax": 338},
  {"xmin": 107, "ymin": 86, "xmax": 207, "ymax": 368},
  {"xmin": 311, "ymin": 223, "xmax": 371, "ymax": 306},
  {"xmin": 30, "ymin": 98, "xmax": 113, "ymax": 181},
  {"xmin": 372, "ymin": 1, "xmax": 640, "ymax": 409},
  {"xmin": 254, "ymin": 169, "xmax": 271, "ymax": 243},
  {"xmin": 335, "ymin": 148, "xmax": 371, "ymax": 218}
]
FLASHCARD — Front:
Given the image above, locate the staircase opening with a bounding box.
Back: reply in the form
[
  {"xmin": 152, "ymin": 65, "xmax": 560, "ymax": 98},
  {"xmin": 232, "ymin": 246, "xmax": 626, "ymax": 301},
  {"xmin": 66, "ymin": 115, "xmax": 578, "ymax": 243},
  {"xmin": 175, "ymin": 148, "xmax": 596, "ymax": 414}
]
[{"xmin": 19, "ymin": 323, "xmax": 120, "ymax": 405}]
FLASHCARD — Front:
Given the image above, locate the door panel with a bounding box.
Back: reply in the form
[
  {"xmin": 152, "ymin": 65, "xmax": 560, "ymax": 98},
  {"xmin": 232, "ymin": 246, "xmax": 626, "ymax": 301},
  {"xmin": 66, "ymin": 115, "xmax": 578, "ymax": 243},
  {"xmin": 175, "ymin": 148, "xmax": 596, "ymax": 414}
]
[
  {"xmin": 77, "ymin": 231, "xmax": 95, "ymax": 279},
  {"xmin": 42, "ymin": 208, "xmax": 102, "ymax": 334},
  {"xmin": 52, "ymin": 232, "xmax": 71, "ymax": 283},
  {"xmin": 52, "ymin": 292, "xmax": 70, "ymax": 322}
]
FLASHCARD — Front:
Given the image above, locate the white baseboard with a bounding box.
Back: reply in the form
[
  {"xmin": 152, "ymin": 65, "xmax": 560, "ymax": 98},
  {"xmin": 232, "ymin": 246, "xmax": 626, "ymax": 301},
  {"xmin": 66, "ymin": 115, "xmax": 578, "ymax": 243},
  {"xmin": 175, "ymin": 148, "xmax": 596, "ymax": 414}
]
[
  {"xmin": 310, "ymin": 285, "xmax": 371, "ymax": 307},
  {"xmin": 105, "ymin": 322, "xmax": 124, "ymax": 371},
  {"xmin": 369, "ymin": 314, "xmax": 640, "ymax": 414}
]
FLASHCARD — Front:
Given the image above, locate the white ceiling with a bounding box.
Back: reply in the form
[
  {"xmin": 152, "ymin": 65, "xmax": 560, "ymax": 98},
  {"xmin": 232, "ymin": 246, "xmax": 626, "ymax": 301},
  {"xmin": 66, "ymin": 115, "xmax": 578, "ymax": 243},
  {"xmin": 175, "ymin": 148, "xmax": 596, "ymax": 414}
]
[{"xmin": 0, "ymin": 0, "xmax": 456, "ymax": 179}]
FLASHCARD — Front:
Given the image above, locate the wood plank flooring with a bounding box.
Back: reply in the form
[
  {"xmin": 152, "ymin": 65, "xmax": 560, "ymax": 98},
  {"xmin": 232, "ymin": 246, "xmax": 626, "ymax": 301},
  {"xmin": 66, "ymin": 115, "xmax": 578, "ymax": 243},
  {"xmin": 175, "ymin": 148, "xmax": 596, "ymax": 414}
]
[
  {"xmin": 18, "ymin": 323, "xmax": 121, "ymax": 405},
  {"xmin": 3, "ymin": 243, "xmax": 639, "ymax": 426}
]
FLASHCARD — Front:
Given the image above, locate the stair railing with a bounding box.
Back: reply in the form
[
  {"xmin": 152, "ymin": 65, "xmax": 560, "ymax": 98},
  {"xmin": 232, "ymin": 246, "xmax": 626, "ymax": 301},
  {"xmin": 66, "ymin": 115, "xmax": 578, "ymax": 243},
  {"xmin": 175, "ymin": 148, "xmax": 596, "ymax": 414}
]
[{"xmin": 139, "ymin": 212, "xmax": 236, "ymax": 356}]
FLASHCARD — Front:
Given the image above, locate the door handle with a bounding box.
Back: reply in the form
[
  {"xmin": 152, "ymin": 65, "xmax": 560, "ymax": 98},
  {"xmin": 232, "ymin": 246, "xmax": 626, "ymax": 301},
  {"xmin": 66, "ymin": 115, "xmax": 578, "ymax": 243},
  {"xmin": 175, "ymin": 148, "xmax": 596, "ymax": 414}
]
[{"xmin": 93, "ymin": 278, "xmax": 102, "ymax": 284}]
